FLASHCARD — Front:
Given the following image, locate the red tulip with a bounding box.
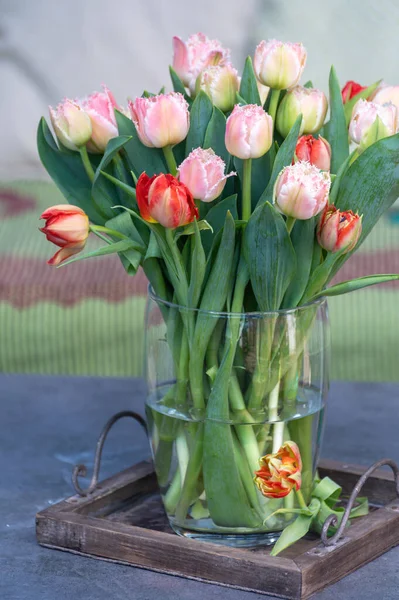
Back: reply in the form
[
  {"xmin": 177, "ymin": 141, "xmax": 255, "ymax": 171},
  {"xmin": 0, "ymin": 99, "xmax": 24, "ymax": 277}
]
[
  {"xmin": 254, "ymin": 441, "xmax": 302, "ymax": 499},
  {"xmin": 295, "ymin": 135, "xmax": 331, "ymax": 171},
  {"xmin": 136, "ymin": 173, "xmax": 198, "ymax": 229},
  {"xmin": 341, "ymin": 80, "xmax": 367, "ymax": 104},
  {"xmin": 317, "ymin": 204, "xmax": 362, "ymax": 254},
  {"xmin": 40, "ymin": 205, "xmax": 89, "ymax": 265}
]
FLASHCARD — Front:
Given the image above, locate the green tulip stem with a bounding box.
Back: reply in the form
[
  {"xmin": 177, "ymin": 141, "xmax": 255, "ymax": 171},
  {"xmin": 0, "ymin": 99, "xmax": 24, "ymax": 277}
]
[
  {"xmin": 79, "ymin": 145, "xmax": 95, "ymax": 182},
  {"xmin": 163, "ymin": 145, "xmax": 178, "ymax": 176},
  {"xmin": 296, "ymin": 488, "xmax": 309, "ymax": 512},
  {"xmin": 90, "ymin": 225, "xmax": 128, "ymax": 240},
  {"xmin": 242, "ymin": 158, "xmax": 252, "ymax": 221},
  {"xmin": 268, "ymin": 89, "xmax": 281, "ymax": 125}
]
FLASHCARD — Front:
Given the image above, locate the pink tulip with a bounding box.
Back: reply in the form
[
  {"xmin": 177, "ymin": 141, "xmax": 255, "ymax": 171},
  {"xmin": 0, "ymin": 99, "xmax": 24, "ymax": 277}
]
[
  {"xmin": 349, "ymin": 99, "xmax": 398, "ymax": 149},
  {"xmin": 254, "ymin": 39, "xmax": 307, "ymax": 90},
  {"xmin": 295, "ymin": 135, "xmax": 331, "ymax": 171},
  {"xmin": 129, "ymin": 93, "xmax": 190, "ymax": 148},
  {"xmin": 225, "ymin": 104, "xmax": 273, "ymax": 159},
  {"xmin": 276, "ymin": 86, "xmax": 328, "ymax": 138},
  {"xmin": 172, "ymin": 32, "xmax": 230, "ymax": 89},
  {"xmin": 274, "ymin": 161, "xmax": 331, "ymax": 220},
  {"xmin": 317, "ymin": 205, "xmax": 362, "ymax": 254},
  {"xmin": 80, "ymin": 85, "xmax": 119, "ymax": 152},
  {"xmin": 195, "ymin": 64, "xmax": 239, "ymax": 112},
  {"xmin": 371, "ymin": 84, "xmax": 399, "ymax": 111},
  {"xmin": 40, "ymin": 205, "xmax": 89, "ymax": 266},
  {"xmin": 136, "ymin": 173, "xmax": 198, "ymax": 229},
  {"xmin": 178, "ymin": 148, "xmax": 235, "ymax": 202},
  {"xmin": 49, "ymin": 100, "xmax": 92, "ymax": 150}
]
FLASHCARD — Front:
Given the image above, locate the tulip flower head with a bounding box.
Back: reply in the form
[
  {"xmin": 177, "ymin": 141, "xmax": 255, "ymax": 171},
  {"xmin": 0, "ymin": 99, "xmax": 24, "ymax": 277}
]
[
  {"xmin": 136, "ymin": 173, "xmax": 198, "ymax": 229},
  {"xmin": 49, "ymin": 100, "xmax": 92, "ymax": 151},
  {"xmin": 276, "ymin": 85, "xmax": 328, "ymax": 138},
  {"xmin": 254, "ymin": 441, "xmax": 302, "ymax": 499},
  {"xmin": 341, "ymin": 80, "xmax": 367, "ymax": 104},
  {"xmin": 274, "ymin": 161, "xmax": 331, "ymax": 220},
  {"xmin": 349, "ymin": 99, "xmax": 398, "ymax": 150},
  {"xmin": 295, "ymin": 135, "xmax": 331, "ymax": 171},
  {"xmin": 317, "ymin": 205, "xmax": 362, "ymax": 254},
  {"xmin": 371, "ymin": 84, "xmax": 399, "ymax": 112},
  {"xmin": 195, "ymin": 64, "xmax": 239, "ymax": 112},
  {"xmin": 178, "ymin": 148, "xmax": 236, "ymax": 203},
  {"xmin": 172, "ymin": 32, "xmax": 230, "ymax": 89},
  {"xmin": 254, "ymin": 39, "xmax": 307, "ymax": 91},
  {"xmin": 80, "ymin": 85, "xmax": 119, "ymax": 152},
  {"xmin": 40, "ymin": 205, "xmax": 89, "ymax": 266},
  {"xmin": 129, "ymin": 93, "xmax": 190, "ymax": 149},
  {"xmin": 225, "ymin": 104, "xmax": 273, "ymax": 159}
]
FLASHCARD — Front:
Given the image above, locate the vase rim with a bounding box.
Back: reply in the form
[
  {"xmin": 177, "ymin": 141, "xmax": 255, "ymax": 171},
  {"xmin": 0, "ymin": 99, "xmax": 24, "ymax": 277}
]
[{"xmin": 147, "ymin": 285, "xmax": 327, "ymax": 317}]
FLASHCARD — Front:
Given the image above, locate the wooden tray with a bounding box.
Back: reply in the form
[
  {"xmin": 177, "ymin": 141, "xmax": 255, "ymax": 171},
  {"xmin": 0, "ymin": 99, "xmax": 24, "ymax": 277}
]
[{"xmin": 36, "ymin": 459, "xmax": 399, "ymax": 599}]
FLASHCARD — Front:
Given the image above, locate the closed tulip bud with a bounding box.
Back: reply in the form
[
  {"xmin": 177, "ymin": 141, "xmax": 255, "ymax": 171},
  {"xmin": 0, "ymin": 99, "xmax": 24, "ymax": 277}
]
[
  {"xmin": 80, "ymin": 85, "xmax": 119, "ymax": 152},
  {"xmin": 254, "ymin": 39, "xmax": 306, "ymax": 91},
  {"xmin": 49, "ymin": 100, "xmax": 92, "ymax": 151},
  {"xmin": 317, "ymin": 205, "xmax": 362, "ymax": 254},
  {"xmin": 40, "ymin": 205, "xmax": 89, "ymax": 266},
  {"xmin": 178, "ymin": 148, "xmax": 236, "ymax": 202},
  {"xmin": 195, "ymin": 64, "xmax": 239, "ymax": 112},
  {"xmin": 295, "ymin": 135, "xmax": 331, "ymax": 171},
  {"xmin": 274, "ymin": 161, "xmax": 331, "ymax": 220},
  {"xmin": 225, "ymin": 104, "xmax": 273, "ymax": 159},
  {"xmin": 136, "ymin": 173, "xmax": 198, "ymax": 229},
  {"xmin": 371, "ymin": 84, "xmax": 399, "ymax": 111},
  {"xmin": 172, "ymin": 32, "xmax": 230, "ymax": 88},
  {"xmin": 341, "ymin": 80, "xmax": 367, "ymax": 104},
  {"xmin": 129, "ymin": 93, "xmax": 190, "ymax": 148},
  {"xmin": 349, "ymin": 99, "xmax": 398, "ymax": 151},
  {"xmin": 276, "ymin": 86, "xmax": 328, "ymax": 138},
  {"xmin": 254, "ymin": 441, "xmax": 302, "ymax": 499}
]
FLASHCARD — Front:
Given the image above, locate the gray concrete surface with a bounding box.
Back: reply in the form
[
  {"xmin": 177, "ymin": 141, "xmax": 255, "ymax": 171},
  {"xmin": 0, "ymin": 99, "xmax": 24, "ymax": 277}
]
[{"xmin": 1, "ymin": 375, "xmax": 399, "ymax": 599}]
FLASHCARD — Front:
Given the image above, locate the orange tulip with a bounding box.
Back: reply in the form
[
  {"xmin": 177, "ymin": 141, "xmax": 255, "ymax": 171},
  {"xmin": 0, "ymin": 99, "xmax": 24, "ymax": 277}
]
[
  {"xmin": 40, "ymin": 204, "xmax": 89, "ymax": 266},
  {"xmin": 254, "ymin": 441, "xmax": 302, "ymax": 499}
]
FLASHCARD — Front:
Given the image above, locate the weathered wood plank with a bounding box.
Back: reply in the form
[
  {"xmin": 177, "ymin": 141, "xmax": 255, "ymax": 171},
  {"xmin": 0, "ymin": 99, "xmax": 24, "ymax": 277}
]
[{"xmin": 36, "ymin": 511, "xmax": 302, "ymax": 598}]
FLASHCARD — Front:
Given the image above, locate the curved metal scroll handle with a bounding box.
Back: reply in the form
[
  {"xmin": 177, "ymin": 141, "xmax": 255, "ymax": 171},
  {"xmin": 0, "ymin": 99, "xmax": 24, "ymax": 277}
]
[
  {"xmin": 321, "ymin": 458, "xmax": 399, "ymax": 547},
  {"xmin": 72, "ymin": 410, "xmax": 147, "ymax": 497}
]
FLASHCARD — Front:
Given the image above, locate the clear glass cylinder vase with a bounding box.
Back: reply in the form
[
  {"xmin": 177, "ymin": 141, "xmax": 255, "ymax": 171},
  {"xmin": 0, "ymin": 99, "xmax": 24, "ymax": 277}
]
[{"xmin": 145, "ymin": 287, "xmax": 329, "ymax": 548}]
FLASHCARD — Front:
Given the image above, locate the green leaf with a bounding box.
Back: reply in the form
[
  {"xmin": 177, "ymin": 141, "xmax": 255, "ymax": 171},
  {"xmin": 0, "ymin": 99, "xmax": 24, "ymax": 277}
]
[
  {"xmin": 310, "ymin": 274, "xmax": 399, "ymax": 300},
  {"xmin": 282, "ymin": 218, "xmax": 316, "ymax": 308},
  {"xmin": 169, "ymin": 66, "xmax": 191, "ymax": 102},
  {"xmin": 175, "ymin": 220, "xmax": 213, "ymax": 241},
  {"xmin": 324, "ymin": 66, "xmax": 349, "ymax": 173},
  {"xmin": 201, "ymin": 194, "xmax": 238, "ymax": 254},
  {"xmin": 58, "ymin": 239, "xmax": 141, "ymax": 267},
  {"xmin": 203, "ymin": 107, "xmax": 230, "ymax": 165},
  {"xmin": 270, "ymin": 498, "xmax": 321, "ymax": 556},
  {"xmin": 256, "ymin": 116, "xmax": 302, "ymax": 208},
  {"xmin": 115, "ymin": 110, "xmax": 167, "ymax": 177},
  {"xmin": 330, "ymin": 133, "xmax": 399, "ymax": 279},
  {"xmin": 244, "ymin": 202, "xmax": 296, "ymax": 311},
  {"xmin": 91, "ymin": 136, "xmax": 133, "ymax": 219},
  {"xmin": 304, "ymin": 80, "xmax": 314, "ymax": 89},
  {"xmin": 145, "ymin": 231, "xmax": 162, "ymax": 260},
  {"xmin": 188, "ymin": 219, "xmax": 206, "ymax": 307},
  {"xmin": 105, "ymin": 211, "xmax": 147, "ymax": 274},
  {"xmin": 343, "ymin": 80, "xmax": 381, "ymax": 126},
  {"xmin": 239, "ymin": 56, "xmax": 262, "ymax": 105},
  {"xmin": 185, "ymin": 91, "xmax": 214, "ymax": 154},
  {"xmin": 235, "ymin": 92, "xmax": 248, "ymax": 105},
  {"xmin": 37, "ymin": 118, "xmax": 105, "ymax": 224}
]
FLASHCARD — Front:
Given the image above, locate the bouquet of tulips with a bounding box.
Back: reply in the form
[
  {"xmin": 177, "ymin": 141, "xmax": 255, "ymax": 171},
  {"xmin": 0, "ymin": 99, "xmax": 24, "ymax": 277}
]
[{"xmin": 38, "ymin": 34, "xmax": 399, "ymax": 553}]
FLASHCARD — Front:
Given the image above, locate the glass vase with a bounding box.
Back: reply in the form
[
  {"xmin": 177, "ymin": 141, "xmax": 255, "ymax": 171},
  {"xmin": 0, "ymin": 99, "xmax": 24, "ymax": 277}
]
[{"xmin": 145, "ymin": 287, "xmax": 329, "ymax": 548}]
